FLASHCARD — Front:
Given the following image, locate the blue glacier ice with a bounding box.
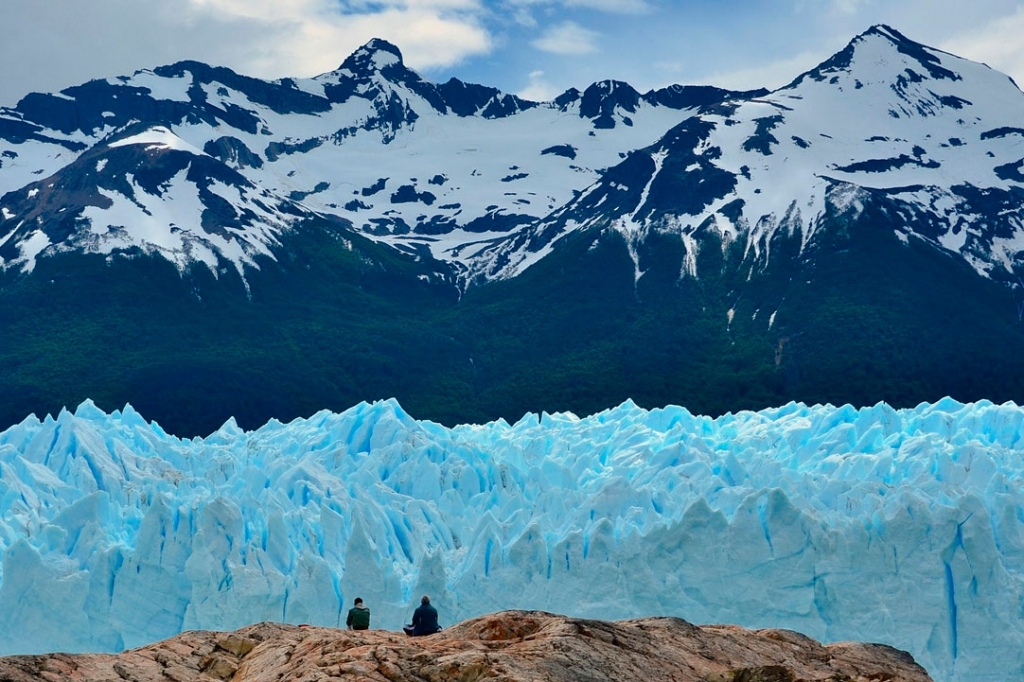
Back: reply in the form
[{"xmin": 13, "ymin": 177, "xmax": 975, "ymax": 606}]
[{"xmin": 1, "ymin": 397, "xmax": 1023, "ymax": 682}]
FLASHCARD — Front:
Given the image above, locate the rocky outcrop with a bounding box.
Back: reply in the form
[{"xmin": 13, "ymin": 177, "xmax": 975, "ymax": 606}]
[{"xmin": 0, "ymin": 610, "xmax": 932, "ymax": 682}]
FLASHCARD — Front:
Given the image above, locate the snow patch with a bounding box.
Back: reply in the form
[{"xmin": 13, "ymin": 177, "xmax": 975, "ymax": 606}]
[
  {"xmin": 17, "ymin": 230, "xmax": 51, "ymax": 272},
  {"xmin": 109, "ymin": 127, "xmax": 206, "ymax": 156}
]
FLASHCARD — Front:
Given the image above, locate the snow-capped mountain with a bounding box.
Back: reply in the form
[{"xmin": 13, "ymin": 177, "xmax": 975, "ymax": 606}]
[
  {"xmin": 3, "ymin": 25, "xmax": 1024, "ymax": 441},
  {"xmin": 3, "ymin": 30, "xmax": 1024, "ymax": 682},
  {"xmin": 0, "ymin": 38, "xmax": 759, "ymax": 279},
  {"xmin": 0, "ymin": 124, "xmax": 317, "ymax": 281},
  {"xmin": 2, "ymin": 396, "xmax": 1022, "ymax": 682},
  {"xmin": 4, "ymin": 27, "xmax": 1022, "ymax": 290},
  {"xmin": 475, "ymin": 25, "xmax": 1024, "ymax": 286}
]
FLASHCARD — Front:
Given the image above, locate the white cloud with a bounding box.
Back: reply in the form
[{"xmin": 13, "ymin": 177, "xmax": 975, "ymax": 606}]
[
  {"xmin": 341, "ymin": 0, "xmax": 485, "ymax": 10},
  {"xmin": 183, "ymin": 0, "xmax": 492, "ymax": 73},
  {"xmin": 563, "ymin": 0, "xmax": 651, "ymax": 12},
  {"xmin": 793, "ymin": 0, "xmax": 874, "ymax": 16},
  {"xmin": 0, "ymin": 0, "xmax": 492, "ymax": 106},
  {"xmin": 511, "ymin": 8, "xmax": 540, "ymax": 26},
  {"xmin": 532, "ymin": 20, "xmax": 600, "ymax": 54},
  {"xmin": 506, "ymin": 0, "xmax": 650, "ymax": 14},
  {"xmin": 516, "ymin": 69, "xmax": 561, "ymax": 100},
  {"xmin": 829, "ymin": 0, "xmax": 872, "ymax": 15},
  {"xmin": 697, "ymin": 50, "xmax": 829, "ymax": 91},
  {"xmin": 4, "ymin": 0, "xmax": 1022, "ymax": 114},
  {"xmin": 940, "ymin": 7, "xmax": 1024, "ymax": 87}
]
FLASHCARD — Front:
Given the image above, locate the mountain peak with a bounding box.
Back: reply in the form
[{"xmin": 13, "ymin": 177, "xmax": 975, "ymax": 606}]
[
  {"xmin": 861, "ymin": 23, "xmax": 906, "ymax": 41},
  {"xmin": 360, "ymin": 37, "xmax": 404, "ymax": 59},
  {"xmin": 579, "ymin": 80, "xmax": 641, "ymax": 128},
  {"xmin": 339, "ymin": 38, "xmax": 405, "ymax": 75},
  {"xmin": 783, "ymin": 23, "xmax": 961, "ymax": 91},
  {"xmin": 858, "ymin": 24, "xmax": 960, "ymax": 80}
]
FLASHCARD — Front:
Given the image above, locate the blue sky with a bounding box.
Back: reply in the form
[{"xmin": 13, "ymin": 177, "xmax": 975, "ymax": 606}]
[{"xmin": 2, "ymin": 0, "xmax": 1023, "ymax": 107}]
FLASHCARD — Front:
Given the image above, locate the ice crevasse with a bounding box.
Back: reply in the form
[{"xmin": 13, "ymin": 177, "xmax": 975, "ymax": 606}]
[{"xmin": 0, "ymin": 396, "xmax": 1022, "ymax": 682}]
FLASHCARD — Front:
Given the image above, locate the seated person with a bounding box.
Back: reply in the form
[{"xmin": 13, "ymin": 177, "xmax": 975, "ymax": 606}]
[
  {"xmin": 346, "ymin": 597, "xmax": 370, "ymax": 630},
  {"xmin": 403, "ymin": 595, "xmax": 441, "ymax": 636}
]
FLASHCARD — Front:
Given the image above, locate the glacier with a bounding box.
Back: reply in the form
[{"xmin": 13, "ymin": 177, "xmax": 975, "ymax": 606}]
[{"xmin": 1, "ymin": 397, "xmax": 1023, "ymax": 682}]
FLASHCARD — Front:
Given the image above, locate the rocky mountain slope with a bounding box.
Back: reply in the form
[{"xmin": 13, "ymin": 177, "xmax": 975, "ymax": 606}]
[
  {"xmin": 0, "ymin": 611, "xmax": 933, "ymax": 682},
  {"xmin": 475, "ymin": 25, "xmax": 1024, "ymax": 284},
  {"xmin": 2, "ymin": 26, "xmax": 1024, "ymax": 435},
  {"xmin": 3, "ymin": 27, "xmax": 1021, "ymax": 287},
  {"xmin": 0, "ymin": 39, "xmax": 758, "ymax": 278}
]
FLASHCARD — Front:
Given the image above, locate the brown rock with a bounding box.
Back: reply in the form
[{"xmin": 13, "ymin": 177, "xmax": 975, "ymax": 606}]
[
  {"xmin": 0, "ymin": 612, "xmax": 933, "ymax": 682},
  {"xmin": 200, "ymin": 652, "xmax": 238, "ymax": 679},
  {"xmin": 215, "ymin": 633, "xmax": 257, "ymax": 657}
]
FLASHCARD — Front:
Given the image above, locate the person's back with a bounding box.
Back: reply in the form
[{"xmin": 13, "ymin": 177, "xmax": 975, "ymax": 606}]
[
  {"xmin": 346, "ymin": 598, "xmax": 370, "ymax": 630},
  {"xmin": 409, "ymin": 595, "xmax": 440, "ymax": 636}
]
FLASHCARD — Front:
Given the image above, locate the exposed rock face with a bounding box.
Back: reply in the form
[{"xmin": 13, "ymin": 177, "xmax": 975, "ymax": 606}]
[{"xmin": 0, "ymin": 611, "xmax": 932, "ymax": 682}]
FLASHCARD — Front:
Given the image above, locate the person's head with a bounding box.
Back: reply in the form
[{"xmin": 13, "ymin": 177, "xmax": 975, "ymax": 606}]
[
  {"xmin": 354, "ymin": 597, "xmax": 363, "ymax": 606},
  {"xmin": 421, "ymin": 595, "xmax": 430, "ymax": 605}
]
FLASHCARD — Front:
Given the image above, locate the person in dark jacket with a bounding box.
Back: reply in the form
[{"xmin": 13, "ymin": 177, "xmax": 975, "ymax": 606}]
[
  {"xmin": 404, "ymin": 595, "xmax": 441, "ymax": 636},
  {"xmin": 346, "ymin": 597, "xmax": 370, "ymax": 630}
]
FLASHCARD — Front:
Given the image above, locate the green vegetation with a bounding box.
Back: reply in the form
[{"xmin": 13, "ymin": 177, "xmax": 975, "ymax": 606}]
[{"xmin": 4, "ymin": 208, "xmax": 1024, "ymax": 437}]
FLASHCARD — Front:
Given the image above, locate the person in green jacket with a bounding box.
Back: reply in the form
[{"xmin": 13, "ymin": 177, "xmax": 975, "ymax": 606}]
[{"xmin": 346, "ymin": 597, "xmax": 370, "ymax": 630}]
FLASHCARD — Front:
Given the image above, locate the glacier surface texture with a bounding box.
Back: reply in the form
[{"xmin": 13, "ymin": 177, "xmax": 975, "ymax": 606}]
[{"xmin": 1, "ymin": 397, "xmax": 1022, "ymax": 682}]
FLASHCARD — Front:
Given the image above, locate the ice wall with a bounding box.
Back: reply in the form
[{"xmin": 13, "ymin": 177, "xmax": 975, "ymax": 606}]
[{"xmin": 1, "ymin": 397, "xmax": 1022, "ymax": 682}]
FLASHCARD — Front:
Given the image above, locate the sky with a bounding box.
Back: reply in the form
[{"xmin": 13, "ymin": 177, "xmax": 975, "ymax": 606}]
[{"xmin": 1, "ymin": 0, "xmax": 1024, "ymax": 108}]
